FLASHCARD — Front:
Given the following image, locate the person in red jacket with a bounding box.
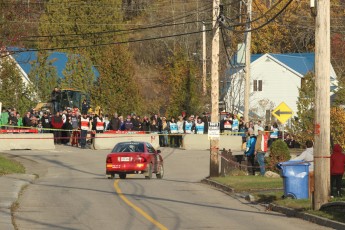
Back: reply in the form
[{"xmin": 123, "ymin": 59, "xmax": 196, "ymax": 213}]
[
  {"xmin": 51, "ymin": 112, "xmax": 64, "ymax": 144},
  {"xmin": 331, "ymin": 144, "xmax": 345, "ymax": 197}
]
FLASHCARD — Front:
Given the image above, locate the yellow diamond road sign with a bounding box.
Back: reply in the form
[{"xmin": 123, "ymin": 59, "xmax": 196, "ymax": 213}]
[{"xmin": 272, "ymin": 102, "xmax": 293, "ymax": 124}]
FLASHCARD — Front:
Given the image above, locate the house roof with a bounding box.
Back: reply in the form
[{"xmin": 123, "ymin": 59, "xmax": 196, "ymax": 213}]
[
  {"xmin": 251, "ymin": 53, "xmax": 315, "ymax": 76},
  {"xmin": 8, "ymin": 48, "xmax": 99, "ymax": 78}
]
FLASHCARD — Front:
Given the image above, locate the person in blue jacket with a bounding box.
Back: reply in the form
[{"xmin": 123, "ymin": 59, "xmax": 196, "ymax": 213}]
[{"xmin": 245, "ymin": 128, "xmax": 257, "ymax": 175}]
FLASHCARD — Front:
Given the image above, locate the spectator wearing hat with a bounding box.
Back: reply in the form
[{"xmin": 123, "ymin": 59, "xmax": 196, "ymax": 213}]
[
  {"xmin": 168, "ymin": 117, "xmax": 178, "ymax": 147},
  {"xmin": 195, "ymin": 116, "xmax": 205, "ymax": 134},
  {"xmin": 254, "ymin": 126, "xmax": 268, "ymax": 176},
  {"xmin": 131, "ymin": 114, "xmax": 141, "ymax": 131},
  {"xmin": 51, "ymin": 111, "xmax": 64, "ymax": 144},
  {"xmin": 41, "ymin": 112, "xmax": 51, "ymax": 133},
  {"xmin": 331, "ymin": 144, "xmax": 345, "ymax": 197},
  {"xmin": 124, "ymin": 115, "xmax": 133, "ymax": 130},
  {"xmin": 183, "ymin": 115, "xmax": 195, "ymax": 134},
  {"xmin": 8, "ymin": 111, "xmax": 18, "ymax": 128},
  {"xmin": 70, "ymin": 112, "xmax": 80, "ymax": 146}
]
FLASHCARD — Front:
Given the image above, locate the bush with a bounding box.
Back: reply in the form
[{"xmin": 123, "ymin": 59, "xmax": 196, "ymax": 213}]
[{"xmin": 267, "ymin": 139, "xmax": 291, "ymax": 173}]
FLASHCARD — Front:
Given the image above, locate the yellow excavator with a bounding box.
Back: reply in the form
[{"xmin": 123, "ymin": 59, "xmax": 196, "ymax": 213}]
[{"xmin": 35, "ymin": 89, "xmax": 88, "ymax": 112}]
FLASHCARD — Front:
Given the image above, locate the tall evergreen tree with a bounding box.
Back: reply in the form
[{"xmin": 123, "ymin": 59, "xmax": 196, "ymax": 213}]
[
  {"xmin": 290, "ymin": 72, "xmax": 315, "ymax": 146},
  {"xmin": 0, "ymin": 57, "xmax": 35, "ymax": 115},
  {"xmin": 61, "ymin": 53, "xmax": 96, "ymax": 94},
  {"xmin": 162, "ymin": 49, "xmax": 203, "ymax": 118},
  {"xmin": 28, "ymin": 51, "xmax": 59, "ymax": 103},
  {"xmin": 38, "ymin": 0, "xmax": 124, "ymax": 64},
  {"xmin": 91, "ymin": 46, "xmax": 142, "ymax": 115}
]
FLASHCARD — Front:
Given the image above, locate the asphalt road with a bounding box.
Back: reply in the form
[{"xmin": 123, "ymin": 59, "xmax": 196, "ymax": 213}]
[{"xmin": 8, "ymin": 145, "xmax": 331, "ymax": 230}]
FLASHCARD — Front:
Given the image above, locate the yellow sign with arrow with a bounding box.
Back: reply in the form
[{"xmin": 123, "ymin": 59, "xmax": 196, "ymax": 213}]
[{"xmin": 272, "ymin": 102, "xmax": 293, "ymax": 124}]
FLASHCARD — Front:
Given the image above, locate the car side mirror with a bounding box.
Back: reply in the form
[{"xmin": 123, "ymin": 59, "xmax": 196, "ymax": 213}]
[{"xmin": 156, "ymin": 150, "xmax": 161, "ymax": 154}]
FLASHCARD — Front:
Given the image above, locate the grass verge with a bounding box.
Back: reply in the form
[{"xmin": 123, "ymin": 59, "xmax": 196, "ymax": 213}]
[
  {"xmin": 211, "ymin": 175, "xmax": 345, "ymax": 224},
  {"xmin": 211, "ymin": 175, "xmax": 283, "ymax": 192},
  {"xmin": 0, "ymin": 154, "xmax": 25, "ymax": 175}
]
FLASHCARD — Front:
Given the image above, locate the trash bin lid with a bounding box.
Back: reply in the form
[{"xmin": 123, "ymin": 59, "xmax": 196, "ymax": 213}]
[{"xmin": 277, "ymin": 160, "xmax": 310, "ymax": 169}]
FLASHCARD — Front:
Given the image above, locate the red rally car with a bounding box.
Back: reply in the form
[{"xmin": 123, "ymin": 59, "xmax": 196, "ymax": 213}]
[{"xmin": 106, "ymin": 141, "xmax": 164, "ymax": 179}]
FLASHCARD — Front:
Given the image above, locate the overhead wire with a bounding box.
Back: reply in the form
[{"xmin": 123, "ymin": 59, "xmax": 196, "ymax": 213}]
[
  {"xmin": 7, "ymin": 28, "xmax": 212, "ymax": 55},
  {"xmin": 22, "ymin": 20, "xmax": 208, "ymax": 39},
  {"xmin": 16, "ymin": 2, "xmax": 213, "ymax": 40},
  {"xmin": 221, "ymin": 0, "xmax": 294, "ymax": 33}
]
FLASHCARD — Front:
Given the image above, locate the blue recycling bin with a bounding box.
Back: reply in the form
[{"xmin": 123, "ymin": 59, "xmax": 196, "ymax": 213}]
[{"xmin": 277, "ymin": 161, "xmax": 310, "ymax": 199}]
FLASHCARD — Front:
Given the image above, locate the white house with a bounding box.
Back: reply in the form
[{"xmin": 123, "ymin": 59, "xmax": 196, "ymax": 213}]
[{"xmin": 222, "ymin": 53, "xmax": 338, "ymax": 120}]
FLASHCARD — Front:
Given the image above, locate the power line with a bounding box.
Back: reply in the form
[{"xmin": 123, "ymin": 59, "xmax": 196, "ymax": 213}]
[
  {"xmin": 6, "ymin": 28, "xmax": 212, "ymax": 55},
  {"xmin": 221, "ymin": 0, "xmax": 294, "ymax": 33},
  {"xmin": 22, "ymin": 20, "xmax": 208, "ymax": 39},
  {"xmin": 223, "ymin": 0, "xmax": 286, "ymax": 28}
]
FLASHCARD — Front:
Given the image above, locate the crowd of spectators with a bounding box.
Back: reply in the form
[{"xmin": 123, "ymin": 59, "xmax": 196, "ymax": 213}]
[{"xmin": 0, "ymin": 105, "xmax": 299, "ymax": 150}]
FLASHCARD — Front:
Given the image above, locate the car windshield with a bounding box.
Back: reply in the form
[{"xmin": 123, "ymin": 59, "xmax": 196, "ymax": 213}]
[{"xmin": 112, "ymin": 143, "xmax": 145, "ymax": 153}]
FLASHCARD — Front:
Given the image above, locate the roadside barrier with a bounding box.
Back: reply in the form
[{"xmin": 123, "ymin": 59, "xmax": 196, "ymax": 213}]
[{"xmin": 0, "ymin": 133, "xmax": 55, "ymax": 150}]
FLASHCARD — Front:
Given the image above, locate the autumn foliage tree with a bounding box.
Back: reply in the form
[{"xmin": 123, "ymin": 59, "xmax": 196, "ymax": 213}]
[
  {"xmin": 330, "ymin": 107, "xmax": 345, "ymax": 149},
  {"xmin": 291, "ymin": 72, "xmax": 345, "ymax": 148}
]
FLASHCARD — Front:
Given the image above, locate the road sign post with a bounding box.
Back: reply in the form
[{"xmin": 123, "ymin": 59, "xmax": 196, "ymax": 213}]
[{"xmin": 272, "ymin": 102, "xmax": 293, "ymax": 139}]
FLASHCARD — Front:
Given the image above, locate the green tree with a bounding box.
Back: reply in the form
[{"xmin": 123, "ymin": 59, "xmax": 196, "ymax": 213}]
[
  {"xmin": 267, "ymin": 139, "xmax": 291, "ymax": 173},
  {"xmin": 38, "ymin": 0, "xmax": 124, "ymax": 64},
  {"xmin": 61, "ymin": 53, "xmax": 96, "ymax": 94},
  {"xmin": 91, "ymin": 46, "xmax": 142, "ymax": 115},
  {"xmin": 290, "ymin": 72, "xmax": 315, "ymax": 146},
  {"xmin": 330, "ymin": 107, "xmax": 345, "ymax": 149},
  {"xmin": 162, "ymin": 49, "xmax": 203, "ymax": 118},
  {"xmin": 0, "ymin": 57, "xmax": 35, "ymax": 115},
  {"xmin": 28, "ymin": 51, "xmax": 60, "ymax": 103}
]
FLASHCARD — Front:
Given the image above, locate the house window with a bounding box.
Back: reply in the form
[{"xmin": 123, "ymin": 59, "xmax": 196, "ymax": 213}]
[{"xmin": 253, "ymin": 80, "xmax": 262, "ymax": 92}]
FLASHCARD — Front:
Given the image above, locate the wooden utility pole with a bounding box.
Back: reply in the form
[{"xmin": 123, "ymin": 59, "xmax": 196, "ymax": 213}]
[
  {"xmin": 313, "ymin": 0, "xmax": 331, "ymax": 210},
  {"xmin": 202, "ymin": 22, "xmax": 207, "ymax": 96},
  {"xmin": 244, "ymin": 0, "xmax": 252, "ymax": 123},
  {"xmin": 210, "ymin": 0, "xmax": 220, "ymax": 177}
]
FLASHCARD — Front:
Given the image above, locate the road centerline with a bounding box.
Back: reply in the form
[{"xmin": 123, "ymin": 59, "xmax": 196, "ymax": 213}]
[{"xmin": 113, "ymin": 179, "xmax": 168, "ymax": 230}]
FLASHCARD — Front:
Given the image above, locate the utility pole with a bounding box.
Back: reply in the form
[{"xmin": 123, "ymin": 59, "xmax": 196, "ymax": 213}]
[
  {"xmin": 210, "ymin": 0, "xmax": 220, "ymax": 177},
  {"xmin": 313, "ymin": 0, "xmax": 330, "ymax": 210},
  {"xmin": 244, "ymin": 0, "xmax": 252, "ymax": 123},
  {"xmin": 202, "ymin": 22, "xmax": 207, "ymax": 96}
]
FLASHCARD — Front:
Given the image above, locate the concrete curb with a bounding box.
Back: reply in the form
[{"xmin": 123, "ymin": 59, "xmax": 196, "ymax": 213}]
[
  {"xmin": 201, "ymin": 178, "xmax": 345, "ymax": 229},
  {"xmin": 268, "ymin": 203, "xmax": 345, "ymax": 230},
  {"xmin": 0, "ymin": 174, "xmax": 36, "ymax": 230},
  {"xmin": 201, "ymin": 178, "xmax": 234, "ymax": 193}
]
